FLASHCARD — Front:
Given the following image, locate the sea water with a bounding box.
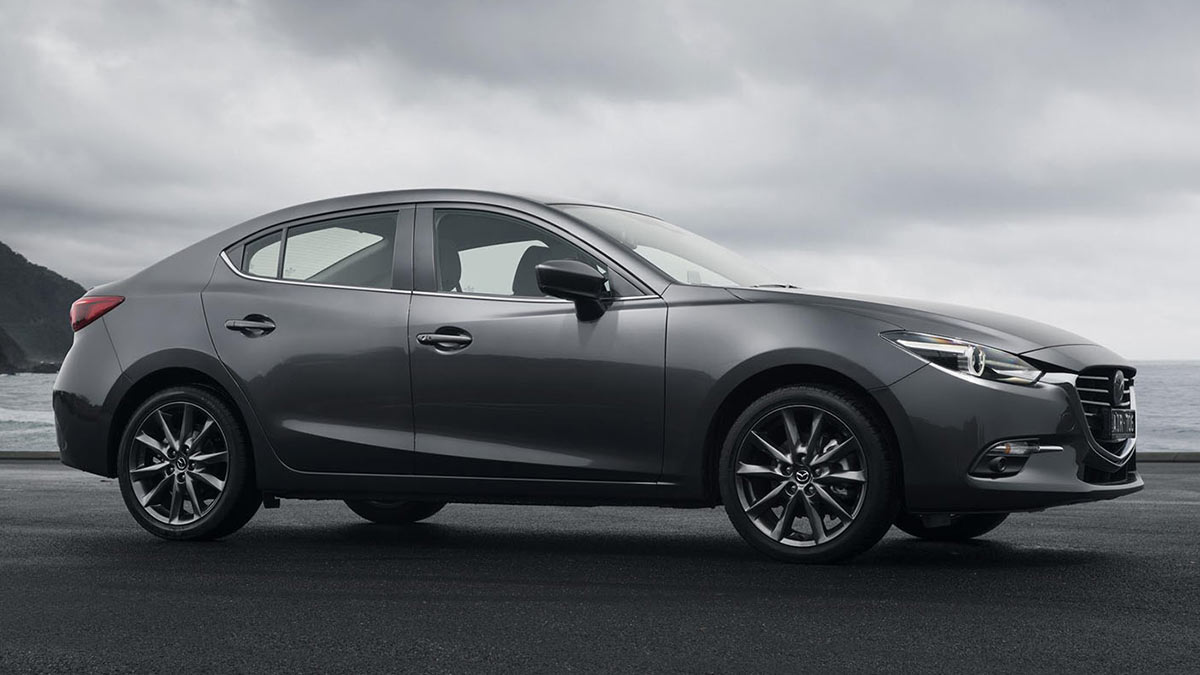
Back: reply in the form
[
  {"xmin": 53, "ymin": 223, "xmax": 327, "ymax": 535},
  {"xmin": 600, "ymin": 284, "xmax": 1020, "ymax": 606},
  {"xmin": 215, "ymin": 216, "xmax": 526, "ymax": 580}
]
[{"xmin": 1, "ymin": 363, "xmax": 1197, "ymax": 455}]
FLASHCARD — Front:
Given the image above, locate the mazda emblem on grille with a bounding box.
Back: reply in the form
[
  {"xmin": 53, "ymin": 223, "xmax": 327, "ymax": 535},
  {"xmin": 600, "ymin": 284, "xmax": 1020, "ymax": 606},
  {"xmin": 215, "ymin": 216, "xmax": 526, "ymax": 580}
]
[{"xmin": 1111, "ymin": 370, "xmax": 1126, "ymax": 406}]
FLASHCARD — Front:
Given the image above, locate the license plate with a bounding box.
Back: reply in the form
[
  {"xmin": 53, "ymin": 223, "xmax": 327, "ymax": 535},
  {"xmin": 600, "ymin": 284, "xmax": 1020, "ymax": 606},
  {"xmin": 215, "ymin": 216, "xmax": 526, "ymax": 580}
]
[{"xmin": 1105, "ymin": 409, "xmax": 1136, "ymax": 439}]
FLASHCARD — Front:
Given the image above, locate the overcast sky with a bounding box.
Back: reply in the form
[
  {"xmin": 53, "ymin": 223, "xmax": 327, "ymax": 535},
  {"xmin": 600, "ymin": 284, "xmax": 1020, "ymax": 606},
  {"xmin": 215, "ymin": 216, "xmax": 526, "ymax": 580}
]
[{"xmin": 1, "ymin": 1, "xmax": 1198, "ymax": 359}]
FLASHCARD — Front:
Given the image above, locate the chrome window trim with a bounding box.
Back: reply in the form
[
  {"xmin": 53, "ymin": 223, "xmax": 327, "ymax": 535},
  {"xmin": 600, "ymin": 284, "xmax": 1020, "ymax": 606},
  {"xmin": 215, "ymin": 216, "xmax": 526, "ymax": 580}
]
[
  {"xmin": 218, "ymin": 251, "xmax": 412, "ymax": 295},
  {"xmin": 410, "ymin": 290, "xmax": 660, "ymax": 304},
  {"xmin": 220, "ymin": 252, "xmax": 660, "ymax": 303}
]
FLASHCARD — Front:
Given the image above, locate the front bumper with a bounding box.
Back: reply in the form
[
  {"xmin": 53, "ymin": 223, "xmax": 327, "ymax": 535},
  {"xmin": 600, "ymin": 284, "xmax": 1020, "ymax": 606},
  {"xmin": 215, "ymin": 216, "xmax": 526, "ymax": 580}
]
[{"xmin": 883, "ymin": 363, "xmax": 1143, "ymax": 513}]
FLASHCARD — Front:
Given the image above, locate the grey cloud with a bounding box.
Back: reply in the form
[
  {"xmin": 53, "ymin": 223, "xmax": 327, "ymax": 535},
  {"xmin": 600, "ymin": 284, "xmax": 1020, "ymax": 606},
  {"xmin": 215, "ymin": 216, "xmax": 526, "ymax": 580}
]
[
  {"xmin": 253, "ymin": 0, "xmax": 738, "ymax": 100},
  {"xmin": 0, "ymin": 1, "xmax": 1197, "ymax": 355}
]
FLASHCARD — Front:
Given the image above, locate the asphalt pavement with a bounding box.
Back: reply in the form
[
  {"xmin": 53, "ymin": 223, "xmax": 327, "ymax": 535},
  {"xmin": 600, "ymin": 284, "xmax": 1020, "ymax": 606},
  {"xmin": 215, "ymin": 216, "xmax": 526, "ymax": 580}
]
[{"xmin": 1, "ymin": 460, "xmax": 1197, "ymax": 674}]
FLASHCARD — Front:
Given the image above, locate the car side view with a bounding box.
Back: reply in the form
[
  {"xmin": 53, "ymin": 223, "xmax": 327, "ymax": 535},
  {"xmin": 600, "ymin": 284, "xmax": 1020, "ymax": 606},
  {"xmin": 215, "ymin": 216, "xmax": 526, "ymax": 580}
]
[{"xmin": 53, "ymin": 189, "xmax": 1142, "ymax": 563}]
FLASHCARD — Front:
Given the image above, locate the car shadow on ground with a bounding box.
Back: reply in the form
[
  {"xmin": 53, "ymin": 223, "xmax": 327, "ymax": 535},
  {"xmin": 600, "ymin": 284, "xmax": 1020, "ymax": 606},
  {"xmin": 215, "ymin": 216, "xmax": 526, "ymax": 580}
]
[{"xmin": 74, "ymin": 518, "xmax": 1117, "ymax": 577}]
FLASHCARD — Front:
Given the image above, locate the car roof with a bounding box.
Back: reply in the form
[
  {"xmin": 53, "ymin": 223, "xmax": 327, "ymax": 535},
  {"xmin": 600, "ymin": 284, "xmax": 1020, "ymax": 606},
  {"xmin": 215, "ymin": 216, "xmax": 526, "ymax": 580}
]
[
  {"xmin": 236, "ymin": 189, "xmax": 660, "ymax": 235},
  {"xmin": 105, "ymin": 188, "xmax": 679, "ymax": 296},
  {"xmin": 242, "ymin": 188, "xmax": 544, "ymax": 227}
]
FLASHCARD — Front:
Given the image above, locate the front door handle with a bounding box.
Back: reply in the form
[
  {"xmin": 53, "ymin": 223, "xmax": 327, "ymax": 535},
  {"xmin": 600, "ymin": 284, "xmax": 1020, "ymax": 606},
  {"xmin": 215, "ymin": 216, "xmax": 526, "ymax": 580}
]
[
  {"xmin": 416, "ymin": 330, "xmax": 472, "ymax": 351},
  {"xmin": 225, "ymin": 315, "xmax": 276, "ymax": 336}
]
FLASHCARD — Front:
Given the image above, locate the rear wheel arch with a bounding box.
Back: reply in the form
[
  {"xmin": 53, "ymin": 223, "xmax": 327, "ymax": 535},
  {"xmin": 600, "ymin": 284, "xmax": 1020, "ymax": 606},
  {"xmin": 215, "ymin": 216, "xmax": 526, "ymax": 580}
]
[
  {"xmin": 107, "ymin": 364, "xmax": 250, "ymax": 478},
  {"xmin": 701, "ymin": 363, "xmax": 905, "ymax": 505}
]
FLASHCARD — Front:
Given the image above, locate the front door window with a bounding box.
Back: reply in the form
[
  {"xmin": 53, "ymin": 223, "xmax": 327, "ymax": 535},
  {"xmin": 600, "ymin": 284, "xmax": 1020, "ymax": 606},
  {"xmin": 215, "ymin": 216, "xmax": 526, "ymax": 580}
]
[{"xmin": 433, "ymin": 210, "xmax": 612, "ymax": 297}]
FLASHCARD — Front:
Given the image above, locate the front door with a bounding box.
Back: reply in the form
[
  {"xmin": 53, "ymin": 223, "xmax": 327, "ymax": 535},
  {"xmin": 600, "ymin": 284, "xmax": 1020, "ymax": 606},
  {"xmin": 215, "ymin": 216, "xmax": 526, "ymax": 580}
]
[
  {"xmin": 408, "ymin": 205, "xmax": 667, "ymax": 481},
  {"xmin": 203, "ymin": 208, "xmax": 416, "ymax": 475}
]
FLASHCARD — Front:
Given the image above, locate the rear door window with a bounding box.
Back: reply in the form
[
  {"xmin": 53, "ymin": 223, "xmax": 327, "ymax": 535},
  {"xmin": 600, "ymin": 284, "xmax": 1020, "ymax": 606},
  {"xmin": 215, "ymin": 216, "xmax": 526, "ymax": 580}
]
[{"xmin": 237, "ymin": 212, "xmax": 399, "ymax": 290}]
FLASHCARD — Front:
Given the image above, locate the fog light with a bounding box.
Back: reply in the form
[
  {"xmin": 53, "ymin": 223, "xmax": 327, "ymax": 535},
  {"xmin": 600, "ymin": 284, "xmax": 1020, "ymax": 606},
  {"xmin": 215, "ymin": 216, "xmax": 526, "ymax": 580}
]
[
  {"xmin": 971, "ymin": 439, "xmax": 1062, "ymax": 478},
  {"xmin": 987, "ymin": 440, "xmax": 1042, "ymax": 457}
]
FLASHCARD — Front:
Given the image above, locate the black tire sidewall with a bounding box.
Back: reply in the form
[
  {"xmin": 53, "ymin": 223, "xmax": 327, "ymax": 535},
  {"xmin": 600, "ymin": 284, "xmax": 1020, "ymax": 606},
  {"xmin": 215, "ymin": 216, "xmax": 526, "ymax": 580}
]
[
  {"xmin": 719, "ymin": 385, "xmax": 900, "ymax": 563},
  {"xmin": 117, "ymin": 386, "xmax": 258, "ymax": 540},
  {"xmin": 894, "ymin": 512, "xmax": 1009, "ymax": 541},
  {"xmin": 345, "ymin": 500, "xmax": 447, "ymax": 524}
]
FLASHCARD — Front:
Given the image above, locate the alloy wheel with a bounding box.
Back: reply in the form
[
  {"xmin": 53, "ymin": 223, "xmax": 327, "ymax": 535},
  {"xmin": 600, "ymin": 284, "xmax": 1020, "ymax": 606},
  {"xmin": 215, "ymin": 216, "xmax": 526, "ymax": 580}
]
[
  {"xmin": 733, "ymin": 404, "xmax": 868, "ymax": 547},
  {"xmin": 127, "ymin": 402, "xmax": 230, "ymax": 525}
]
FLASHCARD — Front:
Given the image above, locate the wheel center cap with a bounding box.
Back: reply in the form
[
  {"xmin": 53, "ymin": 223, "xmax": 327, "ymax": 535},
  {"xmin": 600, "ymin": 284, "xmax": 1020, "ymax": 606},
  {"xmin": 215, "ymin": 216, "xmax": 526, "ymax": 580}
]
[
  {"xmin": 175, "ymin": 457, "xmax": 188, "ymax": 471},
  {"xmin": 794, "ymin": 468, "xmax": 812, "ymax": 484}
]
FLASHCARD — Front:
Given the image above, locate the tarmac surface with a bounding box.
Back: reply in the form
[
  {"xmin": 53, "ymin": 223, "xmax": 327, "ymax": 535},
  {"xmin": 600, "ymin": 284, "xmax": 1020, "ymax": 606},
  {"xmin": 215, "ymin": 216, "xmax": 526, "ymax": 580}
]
[{"xmin": 1, "ymin": 460, "xmax": 1197, "ymax": 673}]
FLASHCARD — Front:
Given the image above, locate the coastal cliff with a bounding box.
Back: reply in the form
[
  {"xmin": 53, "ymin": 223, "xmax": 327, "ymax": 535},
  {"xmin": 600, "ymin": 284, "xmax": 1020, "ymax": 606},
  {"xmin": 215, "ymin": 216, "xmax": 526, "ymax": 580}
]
[{"xmin": 0, "ymin": 241, "xmax": 85, "ymax": 371}]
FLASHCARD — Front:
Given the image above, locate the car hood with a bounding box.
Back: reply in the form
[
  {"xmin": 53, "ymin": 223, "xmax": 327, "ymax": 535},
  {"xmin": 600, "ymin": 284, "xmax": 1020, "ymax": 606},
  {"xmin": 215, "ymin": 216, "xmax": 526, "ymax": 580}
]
[{"xmin": 727, "ymin": 287, "xmax": 1096, "ymax": 357}]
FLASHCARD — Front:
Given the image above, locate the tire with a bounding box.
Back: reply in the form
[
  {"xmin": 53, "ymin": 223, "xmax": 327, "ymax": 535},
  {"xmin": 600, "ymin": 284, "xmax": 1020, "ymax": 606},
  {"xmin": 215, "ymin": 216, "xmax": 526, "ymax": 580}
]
[
  {"xmin": 345, "ymin": 500, "xmax": 447, "ymax": 524},
  {"xmin": 894, "ymin": 512, "xmax": 1008, "ymax": 541},
  {"xmin": 719, "ymin": 385, "xmax": 900, "ymax": 564},
  {"xmin": 117, "ymin": 386, "xmax": 260, "ymax": 540}
]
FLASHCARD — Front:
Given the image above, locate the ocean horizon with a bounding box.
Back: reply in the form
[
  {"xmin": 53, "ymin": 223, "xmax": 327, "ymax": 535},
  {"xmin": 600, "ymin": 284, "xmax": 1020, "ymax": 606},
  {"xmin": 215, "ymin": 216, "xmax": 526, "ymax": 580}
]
[{"xmin": 2, "ymin": 362, "xmax": 1196, "ymax": 456}]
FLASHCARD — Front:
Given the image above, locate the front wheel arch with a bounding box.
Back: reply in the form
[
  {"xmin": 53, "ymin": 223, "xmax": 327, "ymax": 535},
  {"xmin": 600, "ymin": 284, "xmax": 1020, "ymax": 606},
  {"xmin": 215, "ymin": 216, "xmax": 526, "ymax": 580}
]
[{"xmin": 702, "ymin": 364, "xmax": 905, "ymax": 507}]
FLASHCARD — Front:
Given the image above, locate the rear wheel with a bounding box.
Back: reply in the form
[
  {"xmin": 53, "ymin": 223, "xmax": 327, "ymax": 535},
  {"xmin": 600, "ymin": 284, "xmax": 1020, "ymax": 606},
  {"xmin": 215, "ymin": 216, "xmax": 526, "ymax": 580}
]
[
  {"xmin": 894, "ymin": 512, "xmax": 1009, "ymax": 541},
  {"xmin": 117, "ymin": 386, "xmax": 260, "ymax": 540},
  {"xmin": 720, "ymin": 385, "xmax": 900, "ymax": 564},
  {"xmin": 345, "ymin": 500, "xmax": 446, "ymax": 524}
]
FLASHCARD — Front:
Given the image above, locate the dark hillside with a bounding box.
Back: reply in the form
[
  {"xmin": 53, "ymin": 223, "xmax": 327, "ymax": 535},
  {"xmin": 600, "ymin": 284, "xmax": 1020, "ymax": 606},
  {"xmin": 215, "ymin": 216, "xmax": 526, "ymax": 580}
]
[
  {"xmin": 0, "ymin": 241, "xmax": 86, "ymax": 364},
  {"xmin": 0, "ymin": 324, "xmax": 25, "ymax": 374}
]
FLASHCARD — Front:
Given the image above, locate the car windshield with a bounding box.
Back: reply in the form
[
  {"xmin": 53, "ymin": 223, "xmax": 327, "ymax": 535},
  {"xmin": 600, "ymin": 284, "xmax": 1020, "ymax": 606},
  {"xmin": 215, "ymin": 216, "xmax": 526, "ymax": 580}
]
[{"xmin": 556, "ymin": 205, "xmax": 784, "ymax": 288}]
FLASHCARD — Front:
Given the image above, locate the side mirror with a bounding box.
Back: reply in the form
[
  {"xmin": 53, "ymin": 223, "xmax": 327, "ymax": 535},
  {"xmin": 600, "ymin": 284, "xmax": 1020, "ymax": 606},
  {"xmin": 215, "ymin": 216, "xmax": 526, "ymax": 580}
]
[{"xmin": 535, "ymin": 259, "xmax": 609, "ymax": 320}]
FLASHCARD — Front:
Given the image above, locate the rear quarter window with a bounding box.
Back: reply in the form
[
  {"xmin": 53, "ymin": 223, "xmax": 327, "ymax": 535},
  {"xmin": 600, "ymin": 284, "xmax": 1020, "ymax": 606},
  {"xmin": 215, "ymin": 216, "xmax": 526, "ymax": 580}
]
[{"xmin": 242, "ymin": 231, "xmax": 281, "ymax": 277}]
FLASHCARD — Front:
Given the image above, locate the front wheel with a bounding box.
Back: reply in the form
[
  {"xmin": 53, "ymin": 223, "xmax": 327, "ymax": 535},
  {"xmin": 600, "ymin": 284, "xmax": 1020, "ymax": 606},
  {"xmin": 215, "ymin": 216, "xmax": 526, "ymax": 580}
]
[
  {"xmin": 719, "ymin": 385, "xmax": 901, "ymax": 564},
  {"xmin": 345, "ymin": 500, "xmax": 446, "ymax": 524},
  {"xmin": 894, "ymin": 512, "xmax": 1009, "ymax": 541},
  {"xmin": 117, "ymin": 386, "xmax": 260, "ymax": 540}
]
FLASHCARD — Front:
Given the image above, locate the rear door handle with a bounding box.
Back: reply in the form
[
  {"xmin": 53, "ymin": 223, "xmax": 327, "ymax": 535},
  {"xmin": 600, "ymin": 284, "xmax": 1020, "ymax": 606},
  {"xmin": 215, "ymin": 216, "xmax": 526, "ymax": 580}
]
[
  {"xmin": 416, "ymin": 331, "xmax": 472, "ymax": 350},
  {"xmin": 225, "ymin": 316, "xmax": 276, "ymax": 336}
]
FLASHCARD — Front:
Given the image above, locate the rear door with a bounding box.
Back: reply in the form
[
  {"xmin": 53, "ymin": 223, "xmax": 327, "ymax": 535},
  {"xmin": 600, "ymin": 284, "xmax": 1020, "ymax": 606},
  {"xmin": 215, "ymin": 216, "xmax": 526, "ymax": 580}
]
[{"xmin": 203, "ymin": 207, "xmax": 416, "ymax": 475}]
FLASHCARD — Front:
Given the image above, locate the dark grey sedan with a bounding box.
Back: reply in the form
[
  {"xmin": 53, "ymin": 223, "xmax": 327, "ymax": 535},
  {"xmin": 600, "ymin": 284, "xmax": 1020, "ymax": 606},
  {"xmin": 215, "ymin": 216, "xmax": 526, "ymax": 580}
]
[{"xmin": 53, "ymin": 189, "xmax": 1142, "ymax": 562}]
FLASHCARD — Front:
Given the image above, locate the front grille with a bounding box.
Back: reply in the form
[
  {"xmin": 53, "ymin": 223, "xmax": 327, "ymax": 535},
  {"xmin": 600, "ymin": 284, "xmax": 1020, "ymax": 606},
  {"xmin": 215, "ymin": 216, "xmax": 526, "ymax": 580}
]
[
  {"xmin": 1082, "ymin": 454, "xmax": 1138, "ymax": 485},
  {"xmin": 1075, "ymin": 367, "xmax": 1135, "ymax": 446}
]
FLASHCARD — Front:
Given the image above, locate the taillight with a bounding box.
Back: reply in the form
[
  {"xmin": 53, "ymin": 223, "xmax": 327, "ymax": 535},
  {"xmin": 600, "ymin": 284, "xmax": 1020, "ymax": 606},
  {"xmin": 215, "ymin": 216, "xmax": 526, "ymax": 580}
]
[{"xmin": 70, "ymin": 296, "xmax": 124, "ymax": 332}]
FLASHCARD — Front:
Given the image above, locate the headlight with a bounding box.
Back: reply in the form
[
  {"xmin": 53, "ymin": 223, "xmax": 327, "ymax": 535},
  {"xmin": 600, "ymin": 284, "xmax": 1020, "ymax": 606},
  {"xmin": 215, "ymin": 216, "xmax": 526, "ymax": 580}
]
[{"xmin": 882, "ymin": 331, "xmax": 1043, "ymax": 385}]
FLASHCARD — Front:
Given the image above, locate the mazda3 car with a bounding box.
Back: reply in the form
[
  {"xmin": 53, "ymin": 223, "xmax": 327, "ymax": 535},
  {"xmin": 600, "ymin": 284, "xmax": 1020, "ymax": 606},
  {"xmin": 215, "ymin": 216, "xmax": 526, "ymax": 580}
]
[{"xmin": 53, "ymin": 189, "xmax": 1142, "ymax": 562}]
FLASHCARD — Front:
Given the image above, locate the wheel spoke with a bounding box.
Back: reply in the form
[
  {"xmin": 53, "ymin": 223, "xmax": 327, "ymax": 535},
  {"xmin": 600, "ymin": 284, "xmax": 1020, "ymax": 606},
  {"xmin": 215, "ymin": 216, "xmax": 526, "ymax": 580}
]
[
  {"xmin": 746, "ymin": 483, "xmax": 786, "ymax": 516},
  {"xmin": 130, "ymin": 461, "xmax": 170, "ymax": 480},
  {"xmin": 136, "ymin": 433, "xmax": 169, "ymax": 461},
  {"xmin": 813, "ymin": 484, "xmax": 853, "ymax": 522},
  {"xmin": 737, "ymin": 462, "xmax": 784, "ymax": 480},
  {"xmin": 801, "ymin": 493, "xmax": 828, "ymax": 544},
  {"xmin": 184, "ymin": 474, "xmax": 204, "ymax": 517},
  {"xmin": 771, "ymin": 494, "xmax": 802, "ymax": 541},
  {"xmin": 780, "ymin": 409, "xmax": 801, "ymax": 461},
  {"xmin": 190, "ymin": 470, "xmax": 225, "ymax": 492},
  {"xmin": 156, "ymin": 411, "xmax": 179, "ymax": 453},
  {"xmin": 806, "ymin": 411, "xmax": 824, "ymax": 457},
  {"xmin": 815, "ymin": 469, "xmax": 866, "ymax": 485},
  {"xmin": 811, "ymin": 437, "xmax": 857, "ymax": 467},
  {"xmin": 749, "ymin": 431, "xmax": 791, "ymax": 466},
  {"xmin": 168, "ymin": 482, "xmax": 184, "ymax": 523},
  {"xmin": 140, "ymin": 475, "xmax": 172, "ymax": 507},
  {"xmin": 190, "ymin": 450, "xmax": 228, "ymax": 466},
  {"xmin": 178, "ymin": 405, "xmax": 195, "ymax": 447},
  {"xmin": 187, "ymin": 419, "xmax": 215, "ymax": 454}
]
